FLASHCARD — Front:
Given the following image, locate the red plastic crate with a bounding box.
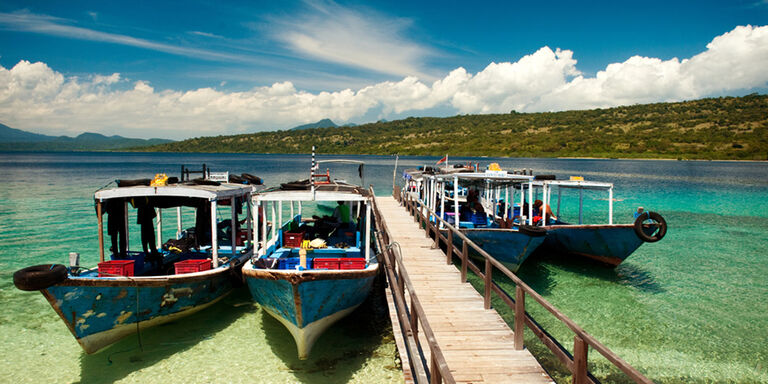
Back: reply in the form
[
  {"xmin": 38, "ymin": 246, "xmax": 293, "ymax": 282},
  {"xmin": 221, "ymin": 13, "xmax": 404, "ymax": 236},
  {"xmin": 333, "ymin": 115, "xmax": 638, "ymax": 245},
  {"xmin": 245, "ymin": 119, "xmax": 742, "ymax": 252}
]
[
  {"xmin": 175, "ymin": 259, "xmax": 211, "ymax": 274},
  {"xmin": 283, "ymin": 231, "xmax": 304, "ymax": 248},
  {"xmin": 339, "ymin": 258, "xmax": 366, "ymax": 270},
  {"xmin": 98, "ymin": 260, "xmax": 135, "ymax": 277},
  {"xmin": 313, "ymin": 258, "xmax": 341, "ymax": 270}
]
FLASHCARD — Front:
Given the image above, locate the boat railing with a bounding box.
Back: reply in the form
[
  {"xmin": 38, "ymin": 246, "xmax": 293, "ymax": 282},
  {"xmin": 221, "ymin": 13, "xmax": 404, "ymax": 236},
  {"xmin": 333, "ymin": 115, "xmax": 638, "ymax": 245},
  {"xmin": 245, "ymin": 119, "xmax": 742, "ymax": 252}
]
[
  {"xmin": 396, "ymin": 186, "xmax": 654, "ymax": 384},
  {"xmin": 370, "ymin": 186, "xmax": 456, "ymax": 384}
]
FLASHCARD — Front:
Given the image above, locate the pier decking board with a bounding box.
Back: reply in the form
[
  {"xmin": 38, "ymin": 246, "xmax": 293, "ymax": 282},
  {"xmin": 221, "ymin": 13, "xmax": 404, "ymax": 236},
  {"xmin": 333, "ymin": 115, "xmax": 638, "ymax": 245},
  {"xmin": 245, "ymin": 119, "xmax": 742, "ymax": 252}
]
[{"xmin": 376, "ymin": 196, "xmax": 553, "ymax": 384}]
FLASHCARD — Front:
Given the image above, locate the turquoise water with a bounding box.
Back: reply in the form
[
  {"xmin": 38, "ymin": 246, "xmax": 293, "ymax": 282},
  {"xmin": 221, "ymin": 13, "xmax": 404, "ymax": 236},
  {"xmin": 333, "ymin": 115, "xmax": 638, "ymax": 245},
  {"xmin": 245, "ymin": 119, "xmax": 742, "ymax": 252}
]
[{"xmin": 1, "ymin": 152, "xmax": 766, "ymax": 383}]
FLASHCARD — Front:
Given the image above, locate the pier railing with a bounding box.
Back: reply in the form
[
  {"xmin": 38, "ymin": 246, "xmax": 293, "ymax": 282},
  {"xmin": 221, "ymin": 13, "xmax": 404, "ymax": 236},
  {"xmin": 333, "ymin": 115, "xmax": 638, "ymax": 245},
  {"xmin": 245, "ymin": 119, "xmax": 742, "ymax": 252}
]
[
  {"xmin": 371, "ymin": 187, "xmax": 456, "ymax": 384},
  {"xmin": 397, "ymin": 188, "xmax": 653, "ymax": 384}
]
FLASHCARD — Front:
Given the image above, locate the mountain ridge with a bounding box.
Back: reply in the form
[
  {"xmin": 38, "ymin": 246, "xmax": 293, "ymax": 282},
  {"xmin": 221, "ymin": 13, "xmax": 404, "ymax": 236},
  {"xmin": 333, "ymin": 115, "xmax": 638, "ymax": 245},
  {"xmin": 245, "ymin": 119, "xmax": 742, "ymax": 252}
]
[{"xmin": 0, "ymin": 123, "xmax": 173, "ymax": 151}]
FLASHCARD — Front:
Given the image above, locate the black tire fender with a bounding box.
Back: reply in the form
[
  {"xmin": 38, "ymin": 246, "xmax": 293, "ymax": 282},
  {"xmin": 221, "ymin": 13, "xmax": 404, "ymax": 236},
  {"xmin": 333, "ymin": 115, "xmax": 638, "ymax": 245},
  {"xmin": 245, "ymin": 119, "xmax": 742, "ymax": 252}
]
[
  {"xmin": 633, "ymin": 211, "xmax": 667, "ymax": 243},
  {"xmin": 519, "ymin": 225, "xmax": 547, "ymax": 237},
  {"xmin": 13, "ymin": 264, "xmax": 68, "ymax": 291},
  {"xmin": 241, "ymin": 173, "xmax": 263, "ymax": 185}
]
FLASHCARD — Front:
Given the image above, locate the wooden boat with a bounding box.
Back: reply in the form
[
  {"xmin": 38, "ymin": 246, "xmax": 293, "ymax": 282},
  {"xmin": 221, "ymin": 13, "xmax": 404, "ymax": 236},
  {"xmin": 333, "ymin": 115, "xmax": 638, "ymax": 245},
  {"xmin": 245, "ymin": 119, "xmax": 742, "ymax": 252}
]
[
  {"xmin": 527, "ymin": 178, "xmax": 667, "ymax": 266},
  {"xmin": 404, "ymin": 168, "xmax": 547, "ymax": 272},
  {"xmin": 242, "ymin": 155, "xmax": 379, "ymax": 359},
  {"xmin": 13, "ymin": 171, "xmax": 261, "ymax": 353}
]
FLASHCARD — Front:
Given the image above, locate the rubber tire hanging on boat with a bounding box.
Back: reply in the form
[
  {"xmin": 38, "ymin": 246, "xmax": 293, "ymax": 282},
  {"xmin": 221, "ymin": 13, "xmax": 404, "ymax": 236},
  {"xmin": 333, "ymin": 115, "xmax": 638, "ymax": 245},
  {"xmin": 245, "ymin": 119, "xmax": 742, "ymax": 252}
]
[
  {"xmin": 13, "ymin": 264, "xmax": 68, "ymax": 291},
  {"xmin": 241, "ymin": 173, "xmax": 263, "ymax": 185},
  {"xmin": 633, "ymin": 211, "xmax": 667, "ymax": 243},
  {"xmin": 519, "ymin": 225, "xmax": 547, "ymax": 237}
]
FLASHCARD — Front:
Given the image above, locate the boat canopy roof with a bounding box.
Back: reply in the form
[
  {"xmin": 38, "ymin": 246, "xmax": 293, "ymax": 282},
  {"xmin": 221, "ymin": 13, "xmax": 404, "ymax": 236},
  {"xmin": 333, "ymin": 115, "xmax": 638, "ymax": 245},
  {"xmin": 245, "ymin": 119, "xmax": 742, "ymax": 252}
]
[
  {"xmin": 532, "ymin": 179, "xmax": 613, "ymax": 190},
  {"xmin": 431, "ymin": 172, "xmax": 535, "ymax": 188},
  {"xmin": 95, "ymin": 182, "xmax": 254, "ymax": 202},
  {"xmin": 256, "ymin": 179, "xmax": 370, "ymax": 202}
]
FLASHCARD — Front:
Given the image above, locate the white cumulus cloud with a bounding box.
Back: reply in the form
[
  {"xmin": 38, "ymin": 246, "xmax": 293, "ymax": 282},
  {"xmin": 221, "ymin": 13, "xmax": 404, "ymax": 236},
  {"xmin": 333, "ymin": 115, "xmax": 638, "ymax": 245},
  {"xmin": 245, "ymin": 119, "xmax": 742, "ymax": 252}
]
[{"xmin": 1, "ymin": 25, "xmax": 767, "ymax": 139}]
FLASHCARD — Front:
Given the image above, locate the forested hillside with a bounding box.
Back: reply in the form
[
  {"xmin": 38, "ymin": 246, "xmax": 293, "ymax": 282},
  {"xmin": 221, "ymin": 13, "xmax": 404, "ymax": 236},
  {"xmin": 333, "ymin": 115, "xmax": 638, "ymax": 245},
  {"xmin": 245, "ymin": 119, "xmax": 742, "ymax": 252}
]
[{"xmin": 143, "ymin": 94, "xmax": 768, "ymax": 160}]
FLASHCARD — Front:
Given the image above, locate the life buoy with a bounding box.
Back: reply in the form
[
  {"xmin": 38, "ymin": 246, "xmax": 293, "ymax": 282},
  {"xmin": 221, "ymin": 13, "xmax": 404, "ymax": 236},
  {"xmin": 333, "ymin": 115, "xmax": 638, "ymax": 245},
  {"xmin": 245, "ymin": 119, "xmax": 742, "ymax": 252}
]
[
  {"xmin": 13, "ymin": 264, "xmax": 68, "ymax": 291},
  {"xmin": 519, "ymin": 225, "xmax": 547, "ymax": 237},
  {"xmin": 633, "ymin": 212, "xmax": 667, "ymax": 243}
]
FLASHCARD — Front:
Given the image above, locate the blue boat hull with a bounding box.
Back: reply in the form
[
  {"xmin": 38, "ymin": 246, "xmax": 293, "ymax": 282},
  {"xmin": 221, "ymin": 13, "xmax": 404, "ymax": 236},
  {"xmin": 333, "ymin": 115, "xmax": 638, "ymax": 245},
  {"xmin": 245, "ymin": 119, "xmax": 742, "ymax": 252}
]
[
  {"xmin": 540, "ymin": 224, "xmax": 644, "ymax": 266},
  {"xmin": 242, "ymin": 262, "xmax": 378, "ymax": 359},
  {"xmin": 41, "ymin": 268, "xmax": 240, "ymax": 353},
  {"xmin": 450, "ymin": 229, "xmax": 546, "ymax": 272}
]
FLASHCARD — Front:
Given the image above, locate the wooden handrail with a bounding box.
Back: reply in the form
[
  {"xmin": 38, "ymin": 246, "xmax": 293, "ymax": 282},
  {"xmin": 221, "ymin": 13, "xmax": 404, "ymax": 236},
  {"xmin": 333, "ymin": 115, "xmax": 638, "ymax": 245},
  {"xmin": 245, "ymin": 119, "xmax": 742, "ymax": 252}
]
[
  {"xmin": 372, "ymin": 187, "xmax": 456, "ymax": 384},
  {"xmin": 397, "ymin": 186, "xmax": 653, "ymax": 384}
]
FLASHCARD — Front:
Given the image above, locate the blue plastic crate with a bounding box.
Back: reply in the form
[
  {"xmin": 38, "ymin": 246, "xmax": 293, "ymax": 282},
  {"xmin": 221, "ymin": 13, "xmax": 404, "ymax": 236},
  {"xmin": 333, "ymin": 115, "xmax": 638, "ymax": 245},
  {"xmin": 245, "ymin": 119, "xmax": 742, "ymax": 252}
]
[
  {"xmin": 111, "ymin": 252, "xmax": 144, "ymax": 275},
  {"xmin": 278, "ymin": 257, "xmax": 313, "ymax": 270},
  {"xmin": 471, "ymin": 213, "xmax": 488, "ymax": 227}
]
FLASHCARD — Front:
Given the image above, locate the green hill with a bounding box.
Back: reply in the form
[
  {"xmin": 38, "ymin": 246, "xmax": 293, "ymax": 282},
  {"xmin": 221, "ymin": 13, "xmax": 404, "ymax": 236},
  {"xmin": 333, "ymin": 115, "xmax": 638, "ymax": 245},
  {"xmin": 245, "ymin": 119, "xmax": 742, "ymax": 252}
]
[{"xmin": 143, "ymin": 94, "xmax": 768, "ymax": 160}]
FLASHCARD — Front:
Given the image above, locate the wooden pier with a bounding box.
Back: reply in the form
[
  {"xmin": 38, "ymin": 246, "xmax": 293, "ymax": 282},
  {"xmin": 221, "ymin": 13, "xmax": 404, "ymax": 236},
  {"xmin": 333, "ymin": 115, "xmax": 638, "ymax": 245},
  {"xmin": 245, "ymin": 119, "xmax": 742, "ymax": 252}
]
[{"xmin": 375, "ymin": 195, "xmax": 553, "ymax": 383}]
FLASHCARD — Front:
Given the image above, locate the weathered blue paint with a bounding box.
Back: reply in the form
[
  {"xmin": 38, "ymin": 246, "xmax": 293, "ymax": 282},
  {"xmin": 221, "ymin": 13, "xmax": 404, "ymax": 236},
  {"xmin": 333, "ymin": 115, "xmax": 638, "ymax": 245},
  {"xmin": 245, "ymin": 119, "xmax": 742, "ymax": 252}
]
[
  {"xmin": 41, "ymin": 266, "xmax": 241, "ymax": 353},
  {"xmin": 245, "ymin": 272, "xmax": 375, "ymax": 328},
  {"xmin": 297, "ymin": 276, "xmax": 375, "ymax": 327},
  {"xmin": 243, "ymin": 255, "xmax": 379, "ymax": 359},
  {"xmin": 540, "ymin": 224, "xmax": 645, "ymax": 265},
  {"xmin": 48, "ymin": 276, "xmax": 231, "ymax": 338},
  {"xmin": 245, "ymin": 277, "xmax": 297, "ymax": 325},
  {"xmin": 453, "ymin": 229, "xmax": 546, "ymax": 272}
]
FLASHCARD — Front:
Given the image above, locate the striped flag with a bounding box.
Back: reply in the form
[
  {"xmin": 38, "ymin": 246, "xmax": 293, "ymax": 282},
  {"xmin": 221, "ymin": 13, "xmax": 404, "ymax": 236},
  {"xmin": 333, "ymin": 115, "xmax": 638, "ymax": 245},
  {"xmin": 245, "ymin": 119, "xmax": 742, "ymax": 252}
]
[{"xmin": 436, "ymin": 155, "xmax": 447, "ymax": 164}]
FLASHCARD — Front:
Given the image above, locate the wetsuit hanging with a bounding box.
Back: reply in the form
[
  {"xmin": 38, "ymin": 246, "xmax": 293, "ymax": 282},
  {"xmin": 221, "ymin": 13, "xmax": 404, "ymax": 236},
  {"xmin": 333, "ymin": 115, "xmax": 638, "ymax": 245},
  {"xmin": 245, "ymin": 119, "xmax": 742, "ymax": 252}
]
[
  {"xmin": 105, "ymin": 199, "xmax": 127, "ymax": 259},
  {"xmin": 133, "ymin": 197, "xmax": 158, "ymax": 256}
]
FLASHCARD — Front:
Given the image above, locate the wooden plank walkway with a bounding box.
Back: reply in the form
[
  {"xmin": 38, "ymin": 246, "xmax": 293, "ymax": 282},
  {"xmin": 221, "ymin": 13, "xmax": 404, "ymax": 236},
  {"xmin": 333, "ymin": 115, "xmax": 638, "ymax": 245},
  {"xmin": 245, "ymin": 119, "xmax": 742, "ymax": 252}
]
[{"xmin": 376, "ymin": 196, "xmax": 554, "ymax": 384}]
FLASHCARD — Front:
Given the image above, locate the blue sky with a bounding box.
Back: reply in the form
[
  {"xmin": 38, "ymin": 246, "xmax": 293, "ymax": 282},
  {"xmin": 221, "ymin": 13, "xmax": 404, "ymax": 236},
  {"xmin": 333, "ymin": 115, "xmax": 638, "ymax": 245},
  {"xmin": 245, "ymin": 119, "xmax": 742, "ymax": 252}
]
[{"xmin": 0, "ymin": 0, "xmax": 767, "ymax": 139}]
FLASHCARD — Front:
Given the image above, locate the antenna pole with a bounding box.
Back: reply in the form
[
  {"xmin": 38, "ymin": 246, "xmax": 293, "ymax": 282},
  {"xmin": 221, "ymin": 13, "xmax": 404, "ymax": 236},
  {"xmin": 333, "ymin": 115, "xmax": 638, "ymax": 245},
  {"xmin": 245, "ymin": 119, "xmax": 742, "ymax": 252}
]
[{"xmin": 311, "ymin": 145, "xmax": 316, "ymax": 193}]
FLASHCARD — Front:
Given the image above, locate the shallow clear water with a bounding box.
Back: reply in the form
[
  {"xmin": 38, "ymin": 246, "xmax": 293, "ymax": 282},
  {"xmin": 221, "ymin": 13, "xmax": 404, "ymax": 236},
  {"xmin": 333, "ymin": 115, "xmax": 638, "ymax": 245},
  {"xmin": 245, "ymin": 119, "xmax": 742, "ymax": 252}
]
[{"xmin": 0, "ymin": 152, "xmax": 766, "ymax": 383}]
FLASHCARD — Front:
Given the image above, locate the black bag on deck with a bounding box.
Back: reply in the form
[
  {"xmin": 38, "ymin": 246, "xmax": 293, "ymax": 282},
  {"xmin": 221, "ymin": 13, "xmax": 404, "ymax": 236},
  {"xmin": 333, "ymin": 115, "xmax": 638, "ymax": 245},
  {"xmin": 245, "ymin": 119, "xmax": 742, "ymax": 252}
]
[{"xmin": 162, "ymin": 237, "xmax": 196, "ymax": 254}]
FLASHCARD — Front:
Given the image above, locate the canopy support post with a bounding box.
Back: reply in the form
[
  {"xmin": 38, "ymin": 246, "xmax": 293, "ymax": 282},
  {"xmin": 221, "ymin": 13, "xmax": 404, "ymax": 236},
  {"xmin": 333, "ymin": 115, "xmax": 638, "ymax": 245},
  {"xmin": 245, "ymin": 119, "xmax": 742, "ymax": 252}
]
[
  {"xmin": 365, "ymin": 201, "xmax": 372, "ymax": 263},
  {"xmin": 211, "ymin": 200, "xmax": 219, "ymax": 268},
  {"xmin": 231, "ymin": 197, "xmax": 238, "ymax": 255},
  {"xmin": 528, "ymin": 182, "xmax": 534, "ymax": 225},
  {"xmin": 246, "ymin": 196, "xmax": 253, "ymax": 247},
  {"xmin": 156, "ymin": 208, "xmax": 163, "ymax": 249},
  {"xmin": 97, "ymin": 200, "xmax": 105, "ymax": 263},
  {"xmin": 608, "ymin": 187, "xmax": 614, "ymax": 225},
  {"xmin": 176, "ymin": 206, "xmax": 182, "ymax": 239},
  {"xmin": 124, "ymin": 201, "xmax": 130, "ymax": 251}
]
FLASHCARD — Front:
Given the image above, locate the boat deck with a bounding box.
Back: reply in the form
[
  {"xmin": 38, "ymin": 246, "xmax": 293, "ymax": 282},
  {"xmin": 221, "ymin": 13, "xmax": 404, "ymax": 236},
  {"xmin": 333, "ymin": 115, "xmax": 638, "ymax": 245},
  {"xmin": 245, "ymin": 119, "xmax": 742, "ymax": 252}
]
[{"xmin": 376, "ymin": 196, "xmax": 553, "ymax": 383}]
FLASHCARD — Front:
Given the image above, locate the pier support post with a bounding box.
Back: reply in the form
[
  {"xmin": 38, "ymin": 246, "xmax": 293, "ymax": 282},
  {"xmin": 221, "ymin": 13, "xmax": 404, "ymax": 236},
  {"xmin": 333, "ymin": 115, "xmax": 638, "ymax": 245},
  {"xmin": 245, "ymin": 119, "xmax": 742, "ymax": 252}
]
[
  {"xmin": 484, "ymin": 259, "xmax": 492, "ymax": 309},
  {"xmin": 410, "ymin": 296, "xmax": 419, "ymax": 340},
  {"xmin": 461, "ymin": 240, "xmax": 468, "ymax": 283},
  {"xmin": 430, "ymin": 355, "xmax": 442, "ymax": 384},
  {"xmin": 573, "ymin": 335, "xmax": 588, "ymax": 384},
  {"xmin": 514, "ymin": 285, "xmax": 525, "ymax": 350}
]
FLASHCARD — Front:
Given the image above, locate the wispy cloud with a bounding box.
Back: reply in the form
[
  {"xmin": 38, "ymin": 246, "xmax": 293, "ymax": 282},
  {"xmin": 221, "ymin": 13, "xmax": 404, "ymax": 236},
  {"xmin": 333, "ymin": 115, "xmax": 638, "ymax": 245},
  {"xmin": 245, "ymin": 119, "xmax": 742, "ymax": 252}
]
[
  {"xmin": 270, "ymin": 0, "xmax": 436, "ymax": 80},
  {"xmin": 188, "ymin": 30, "xmax": 224, "ymax": 39},
  {"xmin": 0, "ymin": 11, "xmax": 257, "ymax": 64}
]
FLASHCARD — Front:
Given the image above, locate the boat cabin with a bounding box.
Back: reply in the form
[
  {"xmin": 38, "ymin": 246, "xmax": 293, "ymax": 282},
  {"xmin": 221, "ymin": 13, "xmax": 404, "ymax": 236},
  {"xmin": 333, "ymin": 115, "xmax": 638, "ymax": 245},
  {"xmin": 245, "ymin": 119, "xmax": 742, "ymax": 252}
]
[
  {"xmin": 252, "ymin": 162, "xmax": 374, "ymax": 271},
  {"xmin": 527, "ymin": 178, "xmax": 615, "ymax": 226},
  {"xmin": 408, "ymin": 170, "xmax": 536, "ymax": 229},
  {"xmin": 89, "ymin": 180, "xmax": 257, "ymax": 277}
]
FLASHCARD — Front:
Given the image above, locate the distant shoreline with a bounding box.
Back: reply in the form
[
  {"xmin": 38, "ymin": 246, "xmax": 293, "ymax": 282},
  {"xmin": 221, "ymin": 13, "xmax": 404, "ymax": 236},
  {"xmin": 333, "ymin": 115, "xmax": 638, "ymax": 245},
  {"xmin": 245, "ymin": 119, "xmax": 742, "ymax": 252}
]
[{"xmin": 1, "ymin": 149, "xmax": 765, "ymax": 162}]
